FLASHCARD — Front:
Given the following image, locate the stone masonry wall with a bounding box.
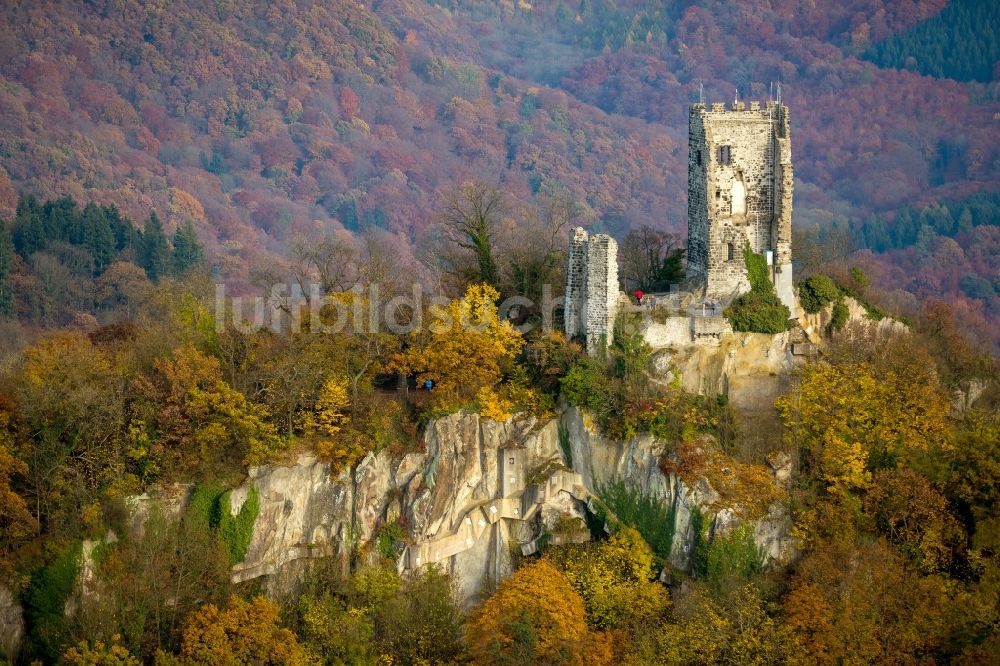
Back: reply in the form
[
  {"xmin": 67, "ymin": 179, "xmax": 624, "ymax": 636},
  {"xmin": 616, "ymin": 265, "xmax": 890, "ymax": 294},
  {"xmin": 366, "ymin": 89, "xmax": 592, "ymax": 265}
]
[
  {"xmin": 564, "ymin": 227, "xmax": 588, "ymax": 340},
  {"xmin": 687, "ymin": 101, "xmax": 794, "ymax": 307},
  {"xmin": 687, "ymin": 109, "xmax": 708, "ymax": 278},
  {"xmin": 564, "ymin": 227, "xmax": 619, "ymax": 355},
  {"xmin": 585, "ymin": 233, "xmax": 618, "ymax": 355}
]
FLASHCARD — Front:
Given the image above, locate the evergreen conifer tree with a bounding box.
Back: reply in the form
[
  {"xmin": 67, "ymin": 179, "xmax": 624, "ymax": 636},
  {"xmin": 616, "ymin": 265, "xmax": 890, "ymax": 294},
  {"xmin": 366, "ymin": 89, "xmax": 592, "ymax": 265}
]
[
  {"xmin": 0, "ymin": 221, "xmax": 15, "ymax": 319},
  {"xmin": 172, "ymin": 220, "xmax": 203, "ymax": 275},
  {"xmin": 12, "ymin": 194, "xmax": 45, "ymax": 257},
  {"xmin": 83, "ymin": 204, "xmax": 115, "ymax": 274},
  {"xmin": 141, "ymin": 211, "xmax": 170, "ymax": 281}
]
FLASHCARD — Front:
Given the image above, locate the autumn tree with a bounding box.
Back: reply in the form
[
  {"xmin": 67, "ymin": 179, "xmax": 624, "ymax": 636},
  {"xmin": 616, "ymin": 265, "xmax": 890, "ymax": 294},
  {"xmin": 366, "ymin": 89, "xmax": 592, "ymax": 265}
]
[
  {"xmin": 776, "ymin": 354, "xmax": 950, "ymax": 479},
  {"xmin": 94, "ymin": 262, "xmax": 153, "ymax": 320},
  {"xmin": 295, "ymin": 592, "xmax": 375, "ymax": 665},
  {"xmin": 943, "ymin": 409, "xmax": 1000, "ymax": 522},
  {"xmin": 15, "ymin": 331, "xmax": 130, "ymax": 526},
  {"xmin": 160, "ymin": 595, "xmax": 309, "ymax": 666},
  {"xmin": 294, "ymin": 563, "xmax": 465, "ymax": 665},
  {"xmin": 63, "ymin": 635, "xmax": 140, "ymax": 666},
  {"xmin": 0, "ymin": 417, "xmax": 36, "ymax": 570},
  {"xmin": 389, "ymin": 284, "xmax": 522, "ymax": 407},
  {"xmin": 370, "ymin": 565, "xmax": 466, "ymax": 665},
  {"xmin": 546, "ymin": 527, "xmax": 670, "ymax": 631},
  {"xmin": 303, "ymin": 375, "xmax": 361, "ymax": 471},
  {"xmin": 30, "ymin": 251, "xmax": 89, "ymax": 325},
  {"xmin": 628, "ymin": 582, "xmax": 787, "ymax": 666},
  {"xmin": 137, "ymin": 345, "xmax": 283, "ymax": 473},
  {"xmin": 466, "ymin": 559, "xmax": 592, "ymax": 665},
  {"xmin": 259, "ymin": 331, "xmax": 339, "ymax": 439},
  {"xmin": 864, "ymin": 468, "xmax": 963, "ymax": 574},
  {"xmin": 83, "ymin": 508, "xmax": 231, "ymax": 662},
  {"xmin": 782, "ymin": 539, "xmax": 956, "ymax": 665}
]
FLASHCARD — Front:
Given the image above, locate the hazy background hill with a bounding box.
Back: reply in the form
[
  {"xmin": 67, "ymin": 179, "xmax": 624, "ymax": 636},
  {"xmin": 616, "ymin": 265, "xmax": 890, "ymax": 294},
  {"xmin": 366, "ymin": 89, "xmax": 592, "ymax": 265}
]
[{"xmin": 0, "ymin": 0, "xmax": 998, "ymax": 344}]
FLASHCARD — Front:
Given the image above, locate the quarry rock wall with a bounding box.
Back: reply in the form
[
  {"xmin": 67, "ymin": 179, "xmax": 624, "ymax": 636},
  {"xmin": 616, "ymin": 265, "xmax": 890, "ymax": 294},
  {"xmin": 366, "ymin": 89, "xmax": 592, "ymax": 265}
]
[{"xmin": 204, "ymin": 407, "xmax": 794, "ymax": 604}]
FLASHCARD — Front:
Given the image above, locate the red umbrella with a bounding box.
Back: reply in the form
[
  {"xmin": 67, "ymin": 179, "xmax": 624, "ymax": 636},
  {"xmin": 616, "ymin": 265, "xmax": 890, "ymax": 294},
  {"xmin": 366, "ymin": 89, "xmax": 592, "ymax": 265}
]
[{"xmin": 635, "ymin": 289, "xmax": 644, "ymax": 302}]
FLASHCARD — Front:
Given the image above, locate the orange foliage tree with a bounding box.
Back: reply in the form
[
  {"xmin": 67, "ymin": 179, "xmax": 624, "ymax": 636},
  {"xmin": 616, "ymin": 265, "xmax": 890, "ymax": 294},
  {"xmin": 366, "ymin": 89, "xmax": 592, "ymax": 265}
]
[
  {"xmin": 160, "ymin": 595, "xmax": 309, "ymax": 666},
  {"xmin": 465, "ymin": 558, "xmax": 609, "ymax": 665}
]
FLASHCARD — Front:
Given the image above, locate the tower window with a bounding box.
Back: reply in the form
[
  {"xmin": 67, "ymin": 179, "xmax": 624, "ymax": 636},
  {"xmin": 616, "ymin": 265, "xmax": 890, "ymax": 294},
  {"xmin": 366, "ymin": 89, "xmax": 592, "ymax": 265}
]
[
  {"xmin": 696, "ymin": 150, "xmax": 702, "ymax": 166},
  {"xmin": 717, "ymin": 145, "xmax": 732, "ymax": 164},
  {"xmin": 727, "ymin": 243, "xmax": 735, "ymax": 261}
]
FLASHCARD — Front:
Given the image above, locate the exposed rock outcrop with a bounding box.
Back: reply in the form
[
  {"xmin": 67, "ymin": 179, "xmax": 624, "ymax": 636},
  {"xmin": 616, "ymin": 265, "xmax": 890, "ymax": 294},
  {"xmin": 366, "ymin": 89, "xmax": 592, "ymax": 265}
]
[
  {"xmin": 798, "ymin": 296, "xmax": 907, "ymax": 344},
  {"xmin": 0, "ymin": 584, "xmax": 23, "ymax": 662},
  {"xmin": 231, "ymin": 455, "xmax": 353, "ymax": 584},
  {"xmin": 218, "ymin": 407, "xmax": 796, "ymax": 603},
  {"xmin": 564, "ymin": 406, "xmax": 795, "ymax": 570},
  {"xmin": 953, "ymin": 378, "xmax": 988, "ymax": 414},
  {"xmin": 225, "ymin": 413, "xmax": 590, "ymax": 604}
]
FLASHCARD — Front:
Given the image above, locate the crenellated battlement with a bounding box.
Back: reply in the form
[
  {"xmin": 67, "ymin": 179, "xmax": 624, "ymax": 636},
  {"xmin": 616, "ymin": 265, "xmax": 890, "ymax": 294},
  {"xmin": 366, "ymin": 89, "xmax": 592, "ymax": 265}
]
[
  {"xmin": 698, "ymin": 100, "xmax": 784, "ymax": 117},
  {"xmin": 687, "ymin": 101, "xmax": 795, "ymax": 311}
]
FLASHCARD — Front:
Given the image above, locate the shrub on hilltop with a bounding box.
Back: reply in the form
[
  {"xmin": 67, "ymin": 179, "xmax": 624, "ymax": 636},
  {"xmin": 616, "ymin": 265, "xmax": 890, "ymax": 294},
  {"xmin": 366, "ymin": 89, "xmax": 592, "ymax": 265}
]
[{"xmin": 724, "ymin": 245, "xmax": 791, "ymax": 334}]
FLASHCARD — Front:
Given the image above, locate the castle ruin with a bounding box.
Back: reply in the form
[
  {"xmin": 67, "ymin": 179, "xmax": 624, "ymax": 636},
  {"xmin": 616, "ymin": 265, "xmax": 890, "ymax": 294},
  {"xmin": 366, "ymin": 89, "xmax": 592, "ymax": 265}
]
[
  {"xmin": 564, "ymin": 100, "xmax": 796, "ymax": 354},
  {"xmin": 687, "ymin": 100, "xmax": 795, "ymax": 312},
  {"xmin": 564, "ymin": 228, "xmax": 619, "ymax": 355}
]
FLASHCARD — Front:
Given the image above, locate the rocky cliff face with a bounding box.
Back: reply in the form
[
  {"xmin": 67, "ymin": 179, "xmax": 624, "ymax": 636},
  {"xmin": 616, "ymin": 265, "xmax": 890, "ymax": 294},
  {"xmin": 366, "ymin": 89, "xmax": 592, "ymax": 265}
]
[
  {"xmin": 223, "ymin": 407, "xmax": 795, "ymax": 604},
  {"xmin": 0, "ymin": 584, "xmax": 23, "ymax": 662}
]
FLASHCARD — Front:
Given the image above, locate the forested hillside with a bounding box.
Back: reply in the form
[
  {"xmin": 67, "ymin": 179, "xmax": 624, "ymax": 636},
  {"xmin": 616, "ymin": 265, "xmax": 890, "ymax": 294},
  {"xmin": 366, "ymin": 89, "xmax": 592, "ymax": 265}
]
[
  {"xmin": 0, "ymin": 0, "xmax": 680, "ymax": 291},
  {"xmin": 866, "ymin": 0, "xmax": 1000, "ymax": 82},
  {"xmin": 0, "ymin": 241, "xmax": 997, "ymax": 664},
  {"xmin": 1, "ymin": 0, "xmax": 999, "ymax": 346},
  {"xmin": 1, "ymin": 3, "xmax": 999, "ymax": 662}
]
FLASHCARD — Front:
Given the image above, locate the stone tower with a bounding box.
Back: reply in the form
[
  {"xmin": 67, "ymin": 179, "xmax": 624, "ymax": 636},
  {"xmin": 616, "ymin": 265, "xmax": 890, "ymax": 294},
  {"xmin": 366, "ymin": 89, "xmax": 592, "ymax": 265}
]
[
  {"xmin": 565, "ymin": 227, "xmax": 619, "ymax": 355},
  {"xmin": 687, "ymin": 100, "xmax": 795, "ymax": 311}
]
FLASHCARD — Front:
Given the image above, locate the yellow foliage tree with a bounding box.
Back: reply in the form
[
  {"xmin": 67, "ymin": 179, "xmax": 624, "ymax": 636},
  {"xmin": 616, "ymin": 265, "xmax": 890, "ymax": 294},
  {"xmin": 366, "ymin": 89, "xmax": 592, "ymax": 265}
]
[
  {"xmin": 776, "ymin": 360, "xmax": 950, "ymax": 479},
  {"xmin": 162, "ymin": 595, "xmax": 311, "ymax": 666},
  {"xmin": 305, "ymin": 376, "xmax": 350, "ymax": 438},
  {"xmin": 64, "ymin": 635, "xmax": 140, "ymax": 666},
  {"xmin": 466, "ymin": 559, "xmax": 592, "ymax": 665},
  {"xmin": 547, "ymin": 527, "xmax": 670, "ymax": 630},
  {"xmin": 628, "ymin": 583, "xmax": 787, "ymax": 666},
  {"xmin": 390, "ymin": 284, "xmax": 522, "ymax": 406},
  {"xmin": 783, "ymin": 539, "xmax": 954, "ymax": 665},
  {"xmin": 302, "ymin": 375, "xmax": 363, "ymax": 471},
  {"xmin": 818, "ymin": 432, "xmax": 871, "ymax": 497},
  {"xmin": 475, "ymin": 385, "xmax": 514, "ymax": 421},
  {"xmin": 0, "ymin": 418, "xmax": 36, "ymax": 568},
  {"xmin": 864, "ymin": 468, "xmax": 963, "ymax": 574},
  {"xmin": 150, "ymin": 345, "xmax": 284, "ymax": 467},
  {"xmin": 188, "ymin": 380, "xmax": 283, "ymax": 466}
]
